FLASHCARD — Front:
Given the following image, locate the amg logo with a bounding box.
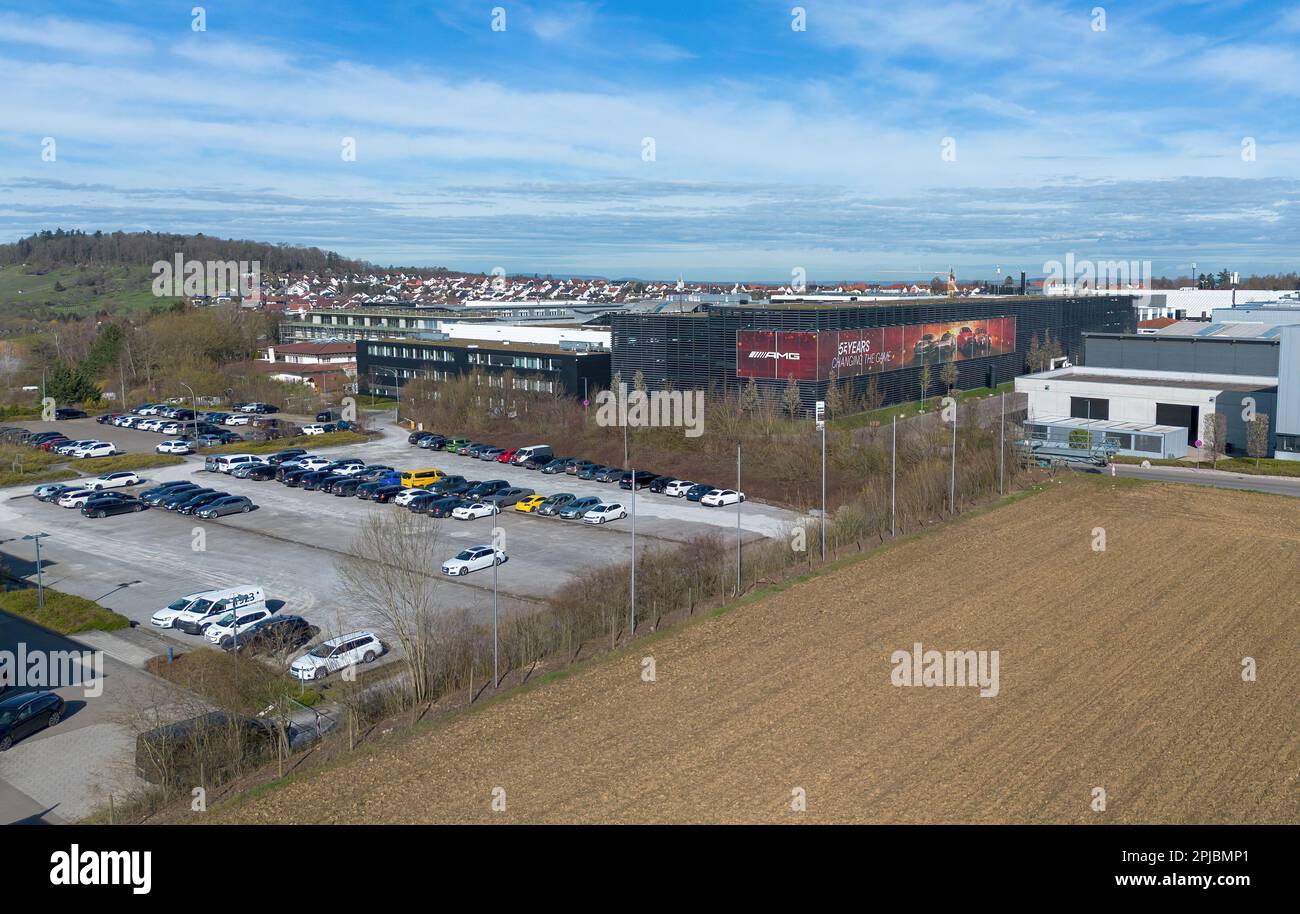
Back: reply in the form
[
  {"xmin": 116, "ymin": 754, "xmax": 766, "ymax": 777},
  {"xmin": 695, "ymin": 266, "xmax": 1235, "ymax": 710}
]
[{"xmin": 747, "ymin": 351, "xmax": 800, "ymax": 360}]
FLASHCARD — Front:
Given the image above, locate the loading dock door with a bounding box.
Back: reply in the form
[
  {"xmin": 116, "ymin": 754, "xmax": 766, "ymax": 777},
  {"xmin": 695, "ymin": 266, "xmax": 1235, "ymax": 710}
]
[{"xmin": 1156, "ymin": 403, "xmax": 1199, "ymax": 445}]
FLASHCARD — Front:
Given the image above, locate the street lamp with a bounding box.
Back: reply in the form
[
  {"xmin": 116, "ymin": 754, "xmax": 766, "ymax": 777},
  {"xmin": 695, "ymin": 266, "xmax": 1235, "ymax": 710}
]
[
  {"xmin": 179, "ymin": 381, "xmax": 198, "ymax": 439},
  {"xmin": 22, "ymin": 533, "xmax": 50, "ymax": 609}
]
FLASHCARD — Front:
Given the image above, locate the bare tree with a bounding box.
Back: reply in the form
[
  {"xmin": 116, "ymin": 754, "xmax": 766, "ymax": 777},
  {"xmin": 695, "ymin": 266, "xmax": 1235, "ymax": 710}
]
[
  {"xmin": 941, "ymin": 356, "xmax": 958, "ymax": 393},
  {"xmin": 338, "ymin": 509, "xmax": 451, "ymax": 705},
  {"xmin": 1246, "ymin": 412, "xmax": 1270, "ymax": 468},
  {"xmin": 1201, "ymin": 411, "xmax": 1227, "ymax": 469},
  {"xmin": 918, "ymin": 362, "xmax": 932, "ymax": 410}
]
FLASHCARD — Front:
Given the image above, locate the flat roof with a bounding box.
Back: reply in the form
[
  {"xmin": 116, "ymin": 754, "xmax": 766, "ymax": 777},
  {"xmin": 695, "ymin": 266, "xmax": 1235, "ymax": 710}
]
[
  {"xmin": 364, "ymin": 337, "xmax": 607, "ymax": 356},
  {"xmin": 1028, "ymin": 415, "xmax": 1185, "ymax": 435},
  {"xmin": 1045, "ymin": 372, "xmax": 1275, "ymax": 392}
]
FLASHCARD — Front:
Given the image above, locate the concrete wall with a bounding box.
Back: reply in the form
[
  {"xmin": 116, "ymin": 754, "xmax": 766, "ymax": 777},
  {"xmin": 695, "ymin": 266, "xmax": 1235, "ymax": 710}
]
[{"xmin": 1277, "ymin": 326, "xmax": 1300, "ymax": 459}]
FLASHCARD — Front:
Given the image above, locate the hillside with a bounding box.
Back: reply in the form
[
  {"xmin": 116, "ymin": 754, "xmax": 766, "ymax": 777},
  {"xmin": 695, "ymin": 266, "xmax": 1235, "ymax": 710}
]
[{"xmin": 204, "ymin": 478, "xmax": 1300, "ymax": 825}]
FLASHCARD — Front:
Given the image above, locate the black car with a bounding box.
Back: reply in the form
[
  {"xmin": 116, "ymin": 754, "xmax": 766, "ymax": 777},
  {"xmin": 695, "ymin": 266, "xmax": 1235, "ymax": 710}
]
[
  {"xmin": 416, "ymin": 434, "xmax": 447, "ymax": 450},
  {"xmin": 331, "ymin": 477, "xmax": 363, "ymax": 497},
  {"xmin": 267, "ymin": 448, "xmax": 308, "ymax": 466},
  {"xmin": 540, "ymin": 457, "xmax": 572, "ymax": 474},
  {"xmin": 406, "ymin": 491, "xmax": 442, "ymax": 513},
  {"xmin": 371, "ymin": 483, "xmax": 404, "ymax": 503},
  {"xmin": 81, "ymin": 494, "xmax": 147, "ymax": 517},
  {"xmin": 281, "ymin": 468, "xmax": 312, "ymax": 487},
  {"xmin": 686, "ymin": 483, "xmax": 714, "ymax": 502},
  {"xmin": 428, "ymin": 475, "xmax": 469, "ymax": 495},
  {"xmin": 53, "ymin": 407, "xmax": 87, "ymax": 420},
  {"xmin": 0, "ymin": 690, "xmax": 66, "ymax": 751},
  {"xmin": 408, "ymin": 430, "xmax": 431, "ymax": 444},
  {"xmin": 576, "ymin": 463, "xmax": 604, "ymax": 480},
  {"xmin": 177, "ymin": 491, "xmax": 229, "ymax": 515},
  {"xmin": 226, "ymin": 614, "xmax": 315, "ymax": 655},
  {"xmin": 464, "ymin": 479, "xmax": 509, "ymax": 499},
  {"xmin": 164, "ymin": 487, "xmax": 216, "ymax": 510},
  {"xmin": 245, "ymin": 464, "xmax": 278, "ymax": 481},
  {"xmin": 619, "ymin": 470, "xmax": 659, "ymax": 490},
  {"xmin": 317, "ymin": 474, "xmax": 351, "ymax": 493},
  {"xmin": 141, "ymin": 481, "xmax": 199, "ymax": 505},
  {"xmin": 648, "ymin": 475, "xmax": 675, "ymax": 494},
  {"xmin": 425, "ymin": 496, "xmax": 465, "ymax": 518},
  {"xmin": 317, "ymin": 409, "xmax": 343, "ymax": 423}
]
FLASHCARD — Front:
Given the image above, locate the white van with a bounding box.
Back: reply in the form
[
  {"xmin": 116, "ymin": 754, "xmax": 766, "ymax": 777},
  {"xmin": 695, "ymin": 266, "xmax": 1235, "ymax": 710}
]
[
  {"xmin": 172, "ymin": 585, "xmax": 266, "ymax": 636},
  {"xmin": 214, "ymin": 454, "xmax": 266, "ymax": 474},
  {"xmin": 512, "ymin": 444, "xmax": 553, "ymax": 466},
  {"xmin": 151, "ymin": 590, "xmax": 221, "ymax": 628}
]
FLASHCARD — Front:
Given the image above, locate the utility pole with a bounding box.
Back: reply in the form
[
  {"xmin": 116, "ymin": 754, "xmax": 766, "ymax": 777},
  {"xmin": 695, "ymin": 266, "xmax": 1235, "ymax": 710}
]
[
  {"xmin": 629, "ymin": 470, "xmax": 636, "ymax": 636},
  {"xmin": 890, "ymin": 415, "xmax": 896, "ymax": 537},
  {"xmin": 23, "ymin": 533, "xmax": 50, "ymax": 609},
  {"xmin": 999, "ymin": 391, "xmax": 1006, "ymax": 496},
  {"xmin": 816, "ymin": 400, "xmax": 826, "ymax": 561},
  {"xmin": 735, "ymin": 444, "xmax": 742, "ymax": 596},
  {"xmin": 949, "ymin": 402, "xmax": 957, "ymax": 514},
  {"xmin": 492, "ymin": 525, "xmax": 500, "ymax": 688}
]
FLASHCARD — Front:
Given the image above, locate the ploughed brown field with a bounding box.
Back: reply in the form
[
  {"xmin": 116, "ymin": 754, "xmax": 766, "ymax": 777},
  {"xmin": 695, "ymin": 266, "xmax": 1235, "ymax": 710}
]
[{"xmin": 217, "ymin": 478, "xmax": 1300, "ymax": 824}]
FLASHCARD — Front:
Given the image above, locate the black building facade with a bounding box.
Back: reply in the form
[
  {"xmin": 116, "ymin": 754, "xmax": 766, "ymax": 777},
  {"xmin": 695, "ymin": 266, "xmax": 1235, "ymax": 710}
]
[
  {"xmin": 611, "ymin": 295, "xmax": 1134, "ymax": 414},
  {"xmin": 357, "ymin": 338, "xmax": 611, "ymax": 401}
]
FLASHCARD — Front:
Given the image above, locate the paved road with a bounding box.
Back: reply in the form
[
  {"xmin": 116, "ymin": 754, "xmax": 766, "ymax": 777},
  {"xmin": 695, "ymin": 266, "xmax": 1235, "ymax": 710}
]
[{"xmin": 1091, "ymin": 463, "xmax": 1300, "ymax": 497}]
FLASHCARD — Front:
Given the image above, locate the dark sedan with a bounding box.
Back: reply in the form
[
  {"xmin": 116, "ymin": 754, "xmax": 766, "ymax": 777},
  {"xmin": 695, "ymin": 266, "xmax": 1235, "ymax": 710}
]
[
  {"xmin": 619, "ymin": 470, "xmax": 659, "ymax": 490},
  {"xmin": 331, "ymin": 477, "xmax": 364, "ymax": 497},
  {"xmin": 425, "ymin": 496, "xmax": 465, "ymax": 518},
  {"xmin": 371, "ymin": 484, "xmax": 405, "ymax": 504},
  {"xmin": 536, "ymin": 493, "xmax": 577, "ymax": 516},
  {"xmin": 406, "ymin": 491, "xmax": 443, "ymax": 513},
  {"xmin": 266, "ymin": 448, "xmax": 308, "ymax": 466},
  {"xmin": 647, "ymin": 475, "xmax": 675, "ymax": 494},
  {"xmin": 196, "ymin": 495, "xmax": 255, "ymax": 518},
  {"xmin": 685, "ymin": 483, "xmax": 715, "ymax": 502},
  {"xmin": 141, "ymin": 482, "xmax": 199, "ymax": 505},
  {"xmin": 540, "ymin": 457, "xmax": 574, "ymax": 474},
  {"xmin": 81, "ymin": 494, "xmax": 147, "ymax": 517},
  {"xmin": 0, "ymin": 690, "xmax": 66, "ymax": 751},
  {"xmin": 245, "ymin": 464, "xmax": 278, "ymax": 481},
  {"xmin": 576, "ymin": 463, "xmax": 605, "ymax": 480},
  {"xmin": 594, "ymin": 466, "xmax": 624, "ymax": 483},
  {"xmin": 177, "ymin": 491, "xmax": 229, "ymax": 515},
  {"xmin": 224, "ymin": 614, "xmax": 314, "ymax": 655},
  {"xmin": 163, "ymin": 487, "xmax": 216, "ymax": 510}
]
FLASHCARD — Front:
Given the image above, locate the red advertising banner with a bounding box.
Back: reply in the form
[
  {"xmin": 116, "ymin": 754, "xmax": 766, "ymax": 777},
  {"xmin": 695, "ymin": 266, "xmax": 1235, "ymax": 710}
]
[{"xmin": 736, "ymin": 317, "xmax": 1017, "ymax": 380}]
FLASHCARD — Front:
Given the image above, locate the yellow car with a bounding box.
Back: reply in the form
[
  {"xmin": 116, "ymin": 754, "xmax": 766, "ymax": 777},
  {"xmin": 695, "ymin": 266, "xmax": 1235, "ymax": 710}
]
[
  {"xmin": 514, "ymin": 494, "xmax": 548, "ymax": 513},
  {"xmin": 401, "ymin": 468, "xmax": 444, "ymax": 488}
]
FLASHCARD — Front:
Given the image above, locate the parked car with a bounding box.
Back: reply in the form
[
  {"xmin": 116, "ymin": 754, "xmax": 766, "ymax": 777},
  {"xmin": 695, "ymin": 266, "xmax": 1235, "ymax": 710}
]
[
  {"xmin": 225, "ymin": 614, "xmax": 314, "ymax": 655},
  {"xmin": 56, "ymin": 488, "xmax": 98, "ymax": 508},
  {"xmin": 685, "ymin": 483, "xmax": 715, "ymax": 502},
  {"xmin": 567, "ymin": 460, "xmax": 597, "ymax": 476},
  {"xmin": 266, "ymin": 448, "xmax": 307, "ymax": 466},
  {"xmin": 96, "ymin": 413, "xmax": 123, "ymax": 425},
  {"xmin": 140, "ymin": 481, "xmax": 199, "ymax": 505},
  {"xmin": 290, "ymin": 631, "xmax": 383, "ymax": 681},
  {"xmin": 73, "ymin": 442, "xmax": 122, "ymax": 459},
  {"xmin": 443, "ymin": 437, "xmax": 469, "ymax": 453},
  {"xmin": 81, "ymin": 494, "xmax": 147, "ymax": 517},
  {"xmin": 55, "ymin": 439, "xmax": 96, "ymax": 456},
  {"xmin": 536, "ymin": 493, "xmax": 577, "ymax": 516},
  {"xmin": 329, "ymin": 477, "xmax": 363, "ymax": 497},
  {"xmin": 441, "ymin": 545, "xmax": 507, "ymax": 576},
  {"xmin": 479, "ymin": 447, "xmax": 507, "ymax": 462},
  {"xmin": 196, "ymin": 495, "xmax": 255, "ymax": 518},
  {"xmin": 619, "ymin": 470, "xmax": 659, "ymax": 490},
  {"xmin": 428, "ymin": 475, "xmax": 469, "ymax": 495},
  {"xmin": 205, "ymin": 605, "xmax": 275, "ymax": 646},
  {"xmin": 405, "ymin": 491, "xmax": 444, "ymax": 513},
  {"xmin": 164, "ymin": 487, "xmax": 216, "ymax": 510},
  {"xmin": 558, "ymin": 495, "xmax": 601, "ymax": 519},
  {"xmin": 583, "ymin": 502, "xmax": 628, "ymax": 524},
  {"xmin": 0, "ymin": 690, "xmax": 66, "ymax": 751},
  {"xmin": 53, "ymin": 407, "xmax": 87, "ymax": 420},
  {"xmin": 700, "ymin": 488, "xmax": 746, "ymax": 507},
  {"xmin": 33, "ymin": 483, "xmax": 77, "ymax": 502},
  {"xmin": 425, "ymin": 496, "xmax": 465, "ymax": 518},
  {"xmin": 484, "ymin": 486, "xmax": 534, "ymax": 508},
  {"xmin": 225, "ymin": 413, "xmax": 254, "ymax": 426},
  {"xmin": 417, "ymin": 434, "xmax": 446, "ymax": 450},
  {"xmin": 245, "ymin": 464, "xmax": 278, "ymax": 481},
  {"xmin": 301, "ymin": 423, "xmax": 335, "ymax": 435},
  {"xmin": 452, "ymin": 501, "xmax": 500, "ymax": 520},
  {"xmin": 496, "ymin": 448, "xmax": 519, "ymax": 464},
  {"xmin": 576, "ymin": 463, "xmax": 605, "ymax": 481},
  {"xmin": 514, "ymin": 494, "xmax": 548, "ymax": 513},
  {"xmin": 540, "ymin": 457, "xmax": 575, "ymax": 475},
  {"xmin": 647, "ymin": 475, "xmax": 676, "ymax": 494},
  {"xmin": 156, "ymin": 439, "xmax": 193, "ymax": 454},
  {"xmin": 594, "ymin": 466, "xmax": 624, "ymax": 483},
  {"xmin": 86, "ymin": 471, "xmax": 141, "ymax": 491},
  {"xmin": 663, "ymin": 479, "xmax": 695, "ymax": 497},
  {"xmin": 371, "ymin": 484, "xmax": 406, "ymax": 503},
  {"xmin": 177, "ymin": 491, "xmax": 230, "ymax": 515},
  {"xmin": 392, "ymin": 488, "xmax": 430, "ymax": 507},
  {"xmin": 464, "ymin": 479, "xmax": 509, "ymax": 499}
]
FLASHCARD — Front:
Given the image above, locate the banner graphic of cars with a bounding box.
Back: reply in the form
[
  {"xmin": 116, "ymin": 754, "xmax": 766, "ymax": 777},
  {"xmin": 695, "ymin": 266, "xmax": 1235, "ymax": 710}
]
[{"xmin": 735, "ymin": 316, "xmax": 1016, "ymax": 380}]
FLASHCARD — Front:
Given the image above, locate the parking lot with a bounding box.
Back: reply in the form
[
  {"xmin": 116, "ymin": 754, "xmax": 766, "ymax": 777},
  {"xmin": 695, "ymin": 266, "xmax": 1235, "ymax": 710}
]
[{"xmin": 2, "ymin": 417, "xmax": 800, "ymax": 646}]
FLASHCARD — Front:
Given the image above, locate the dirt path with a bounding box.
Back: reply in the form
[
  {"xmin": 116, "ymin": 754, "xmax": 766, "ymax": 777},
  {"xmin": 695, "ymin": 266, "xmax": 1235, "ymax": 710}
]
[{"xmin": 213, "ymin": 478, "xmax": 1300, "ymax": 824}]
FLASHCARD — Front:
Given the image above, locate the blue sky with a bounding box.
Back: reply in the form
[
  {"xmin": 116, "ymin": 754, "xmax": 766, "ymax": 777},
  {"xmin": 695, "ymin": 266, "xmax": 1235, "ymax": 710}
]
[{"xmin": 1, "ymin": 0, "xmax": 1299, "ymax": 281}]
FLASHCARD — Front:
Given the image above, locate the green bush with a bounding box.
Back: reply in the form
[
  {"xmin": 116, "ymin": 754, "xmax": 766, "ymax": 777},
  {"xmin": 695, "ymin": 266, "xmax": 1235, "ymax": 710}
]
[{"xmin": 0, "ymin": 587, "xmax": 130, "ymax": 633}]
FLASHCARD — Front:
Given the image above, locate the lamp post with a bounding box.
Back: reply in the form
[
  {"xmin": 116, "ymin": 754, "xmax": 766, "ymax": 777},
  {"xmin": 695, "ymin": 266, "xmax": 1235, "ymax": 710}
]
[
  {"xmin": 179, "ymin": 381, "xmax": 198, "ymax": 439},
  {"xmin": 492, "ymin": 527, "xmax": 500, "ymax": 689},
  {"xmin": 22, "ymin": 533, "xmax": 50, "ymax": 609},
  {"xmin": 629, "ymin": 470, "xmax": 636, "ymax": 636}
]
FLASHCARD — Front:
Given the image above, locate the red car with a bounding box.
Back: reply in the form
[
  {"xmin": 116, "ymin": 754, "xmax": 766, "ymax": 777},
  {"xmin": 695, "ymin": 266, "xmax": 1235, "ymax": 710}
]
[
  {"xmin": 496, "ymin": 448, "xmax": 518, "ymax": 464},
  {"xmin": 957, "ymin": 326, "xmax": 991, "ymax": 355},
  {"xmin": 39, "ymin": 437, "xmax": 70, "ymax": 452}
]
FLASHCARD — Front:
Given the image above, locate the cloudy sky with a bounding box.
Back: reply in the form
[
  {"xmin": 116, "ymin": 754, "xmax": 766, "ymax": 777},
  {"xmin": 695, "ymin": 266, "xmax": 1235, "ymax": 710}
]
[{"xmin": 1, "ymin": 0, "xmax": 1298, "ymax": 281}]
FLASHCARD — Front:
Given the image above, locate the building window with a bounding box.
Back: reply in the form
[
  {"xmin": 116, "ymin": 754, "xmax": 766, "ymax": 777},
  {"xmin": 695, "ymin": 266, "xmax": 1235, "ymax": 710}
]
[{"xmin": 1070, "ymin": 397, "xmax": 1109, "ymax": 421}]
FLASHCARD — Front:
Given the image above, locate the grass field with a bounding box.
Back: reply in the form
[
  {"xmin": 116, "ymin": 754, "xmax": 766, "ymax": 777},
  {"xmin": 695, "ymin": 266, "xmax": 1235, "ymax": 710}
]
[
  {"xmin": 0, "ymin": 264, "xmax": 178, "ymax": 316},
  {"xmin": 0, "ymin": 588, "xmax": 130, "ymax": 634},
  {"xmin": 1113, "ymin": 454, "xmax": 1300, "ymax": 477},
  {"xmin": 206, "ymin": 477, "xmax": 1300, "ymax": 824}
]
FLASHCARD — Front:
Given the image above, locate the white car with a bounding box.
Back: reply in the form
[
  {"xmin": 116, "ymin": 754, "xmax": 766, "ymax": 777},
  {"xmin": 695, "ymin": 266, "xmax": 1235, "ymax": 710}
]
[
  {"xmin": 205, "ymin": 606, "xmax": 275, "ymax": 645},
  {"xmin": 392, "ymin": 488, "xmax": 428, "ymax": 507},
  {"xmin": 136, "ymin": 404, "xmax": 163, "ymax": 416},
  {"xmin": 290, "ymin": 631, "xmax": 382, "ymax": 681},
  {"xmin": 301, "ymin": 424, "xmax": 328, "ymax": 435},
  {"xmin": 452, "ymin": 502, "xmax": 499, "ymax": 520},
  {"xmin": 55, "ymin": 439, "xmax": 95, "ymax": 456},
  {"xmin": 441, "ymin": 545, "xmax": 507, "ymax": 576},
  {"xmin": 136, "ymin": 419, "xmax": 162, "ymax": 432},
  {"xmin": 156, "ymin": 439, "xmax": 193, "ymax": 454},
  {"xmin": 332, "ymin": 461, "xmax": 368, "ymax": 476},
  {"xmin": 700, "ymin": 488, "xmax": 746, "ymax": 507},
  {"xmin": 72, "ymin": 442, "xmax": 121, "ymax": 458},
  {"xmin": 56, "ymin": 488, "xmax": 97, "ymax": 508},
  {"xmin": 86, "ymin": 471, "xmax": 140, "ymax": 490},
  {"xmin": 582, "ymin": 502, "xmax": 628, "ymax": 524},
  {"xmin": 663, "ymin": 479, "xmax": 694, "ymax": 497},
  {"xmin": 225, "ymin": 414, "xmax": 253, "ymax": 426},
  {"xmin": 294, "ymin": 456, "xmax": 332, "ymax": 472},
  {"xmin": 113, "ymin": 415, "xmax": 136, "ymax": 427},
  {"xmin": 159, "ymin": 422, "xmax": 184, "ymax": 436}
]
